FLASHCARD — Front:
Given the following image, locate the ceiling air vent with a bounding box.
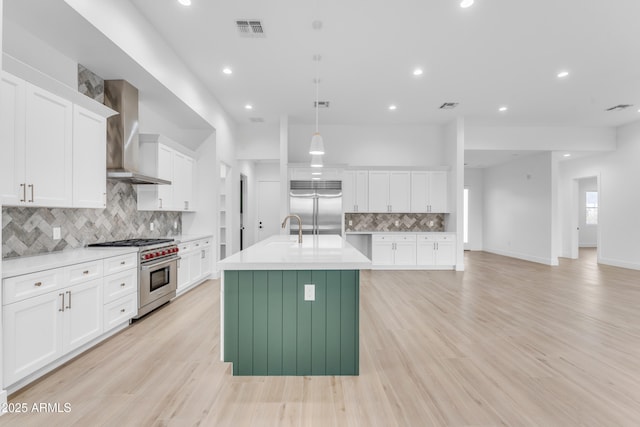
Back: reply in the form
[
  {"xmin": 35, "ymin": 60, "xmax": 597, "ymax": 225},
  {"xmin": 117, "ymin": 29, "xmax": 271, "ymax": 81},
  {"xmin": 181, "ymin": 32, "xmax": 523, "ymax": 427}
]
[
  {"xmin": 439, "ymin": 102, "xmax": 459, "ymax": 109},
  {"xmin": 249, "ymin": 117, "xmax": 265, "ymax": 123},
  {"xmin": 605, "ymin": 104, "xmax": 633, "ymax": 111},
  {"xmin": 314, "ymin": 101, "xmax": 330, "ymax": 108},
  {"xmin": 236, "ymin": 20, "xmax": 265, "ymax": 38}
]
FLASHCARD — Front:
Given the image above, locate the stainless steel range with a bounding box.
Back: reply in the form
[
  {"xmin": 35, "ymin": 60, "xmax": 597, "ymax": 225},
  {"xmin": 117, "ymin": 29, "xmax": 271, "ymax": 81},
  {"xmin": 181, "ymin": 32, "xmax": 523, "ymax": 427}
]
[{"xmin": 88, "ymin": 238, "xmax": 179, "ymax": 318}]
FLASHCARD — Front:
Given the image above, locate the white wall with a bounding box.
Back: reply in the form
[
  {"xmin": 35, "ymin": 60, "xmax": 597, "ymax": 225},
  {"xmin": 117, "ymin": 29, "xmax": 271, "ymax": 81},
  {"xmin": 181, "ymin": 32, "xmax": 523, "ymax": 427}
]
[
  {"xmin": 558, "ymin": 120, "xmax": 640, "ymax": 269},
  {"xmin": 236, "ymin": 124, "xmax": 280, "ymax": 160},
  {"xmin": 288, "ymin": 124, "xmax": 445, "ymax": 167},
  {"xmin": 484, "ymin": 151, "xmax": 557, "ymax": 265},
  {"xmin": 444, "ymin": 119, "xmax": 464, "ymax": 270},
  {"xmin": 578, "ymin": 177, "xmax": 598, "ymax": 247},
  {"xmin": 0, "ymin": 0, "xmax": 8, "ymax": 411},
  {"xmin": 466, "ymin": 124, "xmax": 616, "ymax": 151},
  {"xmin": 464, "ymin": 168, "xmax": 484, "ymax": 251}
]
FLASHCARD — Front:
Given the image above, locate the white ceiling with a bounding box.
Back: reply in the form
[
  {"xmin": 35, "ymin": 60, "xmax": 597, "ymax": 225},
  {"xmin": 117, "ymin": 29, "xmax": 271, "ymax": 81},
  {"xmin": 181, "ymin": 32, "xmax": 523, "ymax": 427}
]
[{"xmin": 4, "ymin": 0, "xmax": 640, "ymax": 142}]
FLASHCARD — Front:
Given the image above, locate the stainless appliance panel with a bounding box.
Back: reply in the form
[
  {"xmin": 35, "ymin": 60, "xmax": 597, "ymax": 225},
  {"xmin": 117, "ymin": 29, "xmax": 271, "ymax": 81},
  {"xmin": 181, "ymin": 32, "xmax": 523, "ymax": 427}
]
[
  {"xmin": 289, "ymin": 182, "xmax": 342, "ymax": 236},
  {"xmin": 138, "ymin": 256, "xmax": 178, "ymax": 318},
  {"xmin": 316, "ymin": 190, "xmax": 342, "ymax": 235},
  {"xmin": 289, "ymin": 190, "xmax": 316, "ymax": 235}
]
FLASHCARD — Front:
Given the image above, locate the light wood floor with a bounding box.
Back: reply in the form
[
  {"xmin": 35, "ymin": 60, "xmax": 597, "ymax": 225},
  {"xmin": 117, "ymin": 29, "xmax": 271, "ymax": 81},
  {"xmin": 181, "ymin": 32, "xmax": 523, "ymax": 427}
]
[{"xmin": 3, "ymin": 249, "xmax": 640, "ymax": 426}]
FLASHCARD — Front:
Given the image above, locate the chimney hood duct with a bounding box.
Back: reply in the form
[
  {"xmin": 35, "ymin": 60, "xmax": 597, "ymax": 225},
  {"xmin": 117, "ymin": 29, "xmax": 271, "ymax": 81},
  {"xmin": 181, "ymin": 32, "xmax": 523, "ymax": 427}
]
[{"xmin": 104, "ymin": 80, "xmax": 170, "ymax": 185}]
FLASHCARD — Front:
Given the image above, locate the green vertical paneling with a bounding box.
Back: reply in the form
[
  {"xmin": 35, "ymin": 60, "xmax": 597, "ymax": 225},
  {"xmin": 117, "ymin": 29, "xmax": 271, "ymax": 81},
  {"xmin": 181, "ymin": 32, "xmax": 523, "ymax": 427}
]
[
  {"xmin": 281, "ymin": 271, "xmax": 298, "ymax": 375},
  {"xmin": 267, "ymin": 271, "xmax": 283, "ymax": 375},
  {"xmin": 237, "ymin": 271, "xmax": 254, "ymax": 375},
  {"xmin": 354, "ymin": 271, "xmax": 359, "ymax": 375},
  {"xmin": 223, "ymin": 271, "xmax": 239, "ymax": 373},
  {"xmin": 296, "ymin": 271, "xmax": 312, "ymax": 375},
  {"xmin": 340, "ymin": 270, "xmax": 357, "ymax": 375},
  {"xmin": 224, "ymin": 269, "xmax": 359, "ymax": 376},
  {"xmin": 252, "ymin": 271, "xmax": 268, "ymax": 375},
  {"xmin": 311, "ymin": 270, "xmax": 327, "ymax": 375},
  {"xmin": 325, "ymin": 271, "xmax": 342, "ymax": 374}
]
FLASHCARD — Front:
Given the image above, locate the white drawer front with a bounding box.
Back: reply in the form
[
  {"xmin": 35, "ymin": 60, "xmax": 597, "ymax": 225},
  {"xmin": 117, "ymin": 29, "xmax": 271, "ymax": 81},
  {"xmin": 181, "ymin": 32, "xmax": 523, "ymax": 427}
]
[
  {"xmin": 372, "ymin": 235, "xmax": 392, "ymax": 242},
  {"xmin": 373, "ymin": 234, "xmax": 417, "ymax": 242},
  {"xmin": 200, "ymin": 238, "xmax": 212, "ymax": 246},
  {"xmin": 104, "ymin": 269, "xmax": 137, "ymax": 304},
  {"xmin": 67, "ymin": 260, "xmax": 103, "ymax": 286},
  {"xmin": 104, "ymin": 253, "xmax": 138, "ymax": 275},
  {"xmin": 395, "ymin": 235, "xmax": 416, "ymax": 242},
  {"xmin": 418, "ymin": 234, "xmax": 454, "ymax": 242},
  {"xmin": 178, "ymin": 242, "xmax": 192, "ymax": 254},
  {"xmin": 104, "ymin": 293, "xmax": 137, "ymax": 331},
  {"xmin": 3, "ymin": 269, "xmax": 64, "ymax": 305}
]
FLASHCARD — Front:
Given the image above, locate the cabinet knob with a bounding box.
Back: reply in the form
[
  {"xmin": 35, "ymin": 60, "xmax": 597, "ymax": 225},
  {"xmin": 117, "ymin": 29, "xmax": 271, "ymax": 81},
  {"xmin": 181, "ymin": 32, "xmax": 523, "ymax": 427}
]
[
  {"xmin": 120, "ymin": 308, "xmax": 126, "ymax": 313},
  {"xmin": 120, "ymin": 261, "xmax": 126, "ymax": 265},
  {"xmin": 34, "ymin": 281, "xmax": 42, "ymax": 287},
  {"xmin": 83, "ymin": 270, "xmax": 89, "ymax": 275},
  {"xmin": 120, "ymin": 283, "xmax": 126, "ymax": 287}
]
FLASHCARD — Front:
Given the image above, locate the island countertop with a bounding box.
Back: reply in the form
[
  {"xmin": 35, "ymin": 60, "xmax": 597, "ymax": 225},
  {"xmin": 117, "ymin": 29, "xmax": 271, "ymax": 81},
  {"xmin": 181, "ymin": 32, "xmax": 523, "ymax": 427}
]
[{"xmin": 217, "ymin": 234, "xmax": 371, "ymax": 270}]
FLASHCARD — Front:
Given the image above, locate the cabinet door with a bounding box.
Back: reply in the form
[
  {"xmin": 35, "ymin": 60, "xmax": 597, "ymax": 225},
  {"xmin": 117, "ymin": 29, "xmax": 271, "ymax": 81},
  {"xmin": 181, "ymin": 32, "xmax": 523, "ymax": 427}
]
[
  {"xmin": 428, "ymin": 172, "xmax": 448, "ymax": 213},
  {"xmin": 389, "ymin": 172, "xmax": 411, "ymax": 212},
  {"xmin": 342, "ymin": 171, "xmax": 356, "ymax": 212},
  {"xmin": 189, "ymin": 250, "xmax": 202, "ymax": 283},
  {"xmin": 3, "ymin": 291, "xmax": 63, "ymax": 385},
  {"xmin": 177, "ymin": 255, "xmax": 191, "ymax": 291},
  {"xmin": 73, "ymin": 106, "xmax": 106, "ymax": 208},
  {"xmin": 416, "ymin": 242, "xmax": 436, "ymax": 266},
  {"xmin": 435, "ymin": 241, "xmax": 456, "ymax": 266},
  {"xmin": 157, "ymin": 145, "xmax": 174, "ymax": 210},
  {"xmin": 372, "ymin": 241, "xmax": 394, "ymax": 265},
  {"xmin": 368, "ymin": 171, "xmax": 390, "ymax": 212},
  {"xmin": 201, "ymin": 245, "xmax": 212, "ymax": 277},
  {"xmin": 25, "ymin": 83, "xmax": 73, "ymax": 207},
  {"xmin": 355, "ymin": 171, "xmax": 369, "ymax": 212},
  {"xmin": 394, "ymin": 241, "xmax": 417, "ymax": 265},
  {"xmin": 0, "ymin": 72, "xmax": 26, "ymax": 205},
  {"xmin": 63, "ymin": 279, "xmax": 103, "ymax": 353},
  {"xmin": 173, "ymin": 152, "xmax": 194, "ymax": 211},
  {"xmin": 410, "ymin": 172, "xmax": 428, "ymax": 213}
]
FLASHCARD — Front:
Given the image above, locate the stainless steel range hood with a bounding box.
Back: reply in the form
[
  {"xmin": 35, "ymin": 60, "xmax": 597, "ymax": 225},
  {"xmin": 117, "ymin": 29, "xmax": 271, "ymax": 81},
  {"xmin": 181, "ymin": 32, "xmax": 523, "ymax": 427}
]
[{"xmin": 104, "ymin": 80, "xmax": 170, "ymax": 185}]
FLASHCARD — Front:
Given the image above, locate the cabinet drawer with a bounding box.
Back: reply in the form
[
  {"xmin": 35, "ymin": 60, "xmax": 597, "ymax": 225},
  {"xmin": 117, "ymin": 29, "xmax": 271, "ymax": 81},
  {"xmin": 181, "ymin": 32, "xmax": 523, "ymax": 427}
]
[
  {"xmin": 372, "ymin": 234, "xmax": 416, "ymax": 242},
  {"xmin": 104, "ymin": 293, "xmax": 137, "ymax": 331},
  {"xmin": 68, "ymin": 260, "xmax": 103, "ymax": 286},
  {"xmin": 372, "ymin": 235, "xmax": 393, "ymax": 242},
  {"xmin": 178, "ymin": 242, "xmax": 192, "ymax": 254},
  {"xmin": 199, "ymin": 238, "xmax": 212, "ymax": 247},
  {"xmin": 104, "ymin": 269, "xmax": 137, "ymax": 304},
  {"xmin": 418, "ymin": 234, "xmax": 454, "ymax": 242},
  {"xmin": 104, "ymin": 253, "xmax": 138, "ymax": 275},
  {"xmin": 3, "ymin": 269, "xmax": 65, "ymax": 305}
]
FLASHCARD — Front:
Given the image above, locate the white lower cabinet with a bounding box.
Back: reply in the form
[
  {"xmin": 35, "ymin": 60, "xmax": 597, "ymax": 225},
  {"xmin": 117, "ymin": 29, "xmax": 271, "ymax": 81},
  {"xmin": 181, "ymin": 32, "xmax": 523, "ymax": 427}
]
[
  {"xmin": 416, "ymin": 234, "xmax": 456, "ymax": 266},
  {"xmin": 177, "ymin": 237, "xmax": 213, "ymax": 294},
  {"xmin": 3, "ymin": 252, "xmax": 138, "ymax": 388},
  {"xmin": 372, "ymin": 235, "xmax": 416, "ymax": 266}
]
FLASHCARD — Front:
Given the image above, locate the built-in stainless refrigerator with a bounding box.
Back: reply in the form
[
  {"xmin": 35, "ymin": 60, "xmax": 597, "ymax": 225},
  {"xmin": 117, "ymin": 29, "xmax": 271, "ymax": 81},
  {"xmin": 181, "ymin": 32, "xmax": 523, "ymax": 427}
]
[{"xmin": 289, "ymin": 180, "xmax": 342, "ymax": 236}]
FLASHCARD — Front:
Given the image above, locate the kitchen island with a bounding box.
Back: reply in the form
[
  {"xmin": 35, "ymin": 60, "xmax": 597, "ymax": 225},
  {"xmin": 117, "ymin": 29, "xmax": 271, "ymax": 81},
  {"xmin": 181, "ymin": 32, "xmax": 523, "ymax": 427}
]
[{"xmin": 218, "ymin": 234, "xmax": 371, "ymax": 376}]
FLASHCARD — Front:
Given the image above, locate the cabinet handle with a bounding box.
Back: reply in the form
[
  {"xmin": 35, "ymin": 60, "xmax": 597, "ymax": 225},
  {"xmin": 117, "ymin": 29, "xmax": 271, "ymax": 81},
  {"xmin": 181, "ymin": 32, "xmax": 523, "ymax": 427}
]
[
  {"xmin": 201, "ymin": 250, "xmax": 205, "ymax": 259},
  {"xmin": 59, "ymin": 293, "xmax": 65, "ymax": 312},
  {"xmin": 184, "ymin": 201, "xmax": 188, "ymax": 210},
  {"xmin": 66, "ymin": 290, "xmax": 71, "ymax": 309},
  {"xmin": 20, "ymin": 183, "xmax": 26, "ymax": 202},
  {"xmin": 103, "ymin": 192, "xmax": 107, "ymax": 207},
  {"xmin": 120, "ymin": 261, "xmax": 126, "ymax": 265},
  {"xmin": 120, "ymin": 282, "xmax": 126, "ymax": 287},
  {"xmin": 28, "ymin": 184, "xmax": 34, "ymax": 202},
  {"xmin": 159, "ymin": 198, "xmax": 163, "ymax": 209},
  {"xmin": 83, "ymin": 270, "xmax": 90, "ymax": 275},
  {"xmin": 34, "ymin": 281, "xmax": 42, "ymax": 287}
]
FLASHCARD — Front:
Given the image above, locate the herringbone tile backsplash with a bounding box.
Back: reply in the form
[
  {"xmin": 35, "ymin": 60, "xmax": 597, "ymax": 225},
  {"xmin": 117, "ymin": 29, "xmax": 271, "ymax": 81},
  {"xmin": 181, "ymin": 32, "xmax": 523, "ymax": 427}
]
[
  {"xmin": 344, "ymin": 212, "xmax": 445, "ymax": 232},
  {"xmin": 2, "ymin": 182, "xmax": 181, "ymax": 259}
]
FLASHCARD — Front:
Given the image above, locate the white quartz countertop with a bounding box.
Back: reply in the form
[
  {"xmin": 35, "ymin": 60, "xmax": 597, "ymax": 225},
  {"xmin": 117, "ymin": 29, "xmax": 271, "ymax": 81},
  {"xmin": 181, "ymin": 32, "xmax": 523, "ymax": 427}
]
[
  {"xmin": 345, "ymin": 231, "xmax": 455, "ymax": 235},
  {"xmin": 2, "ymin": 247, "xmax": 139, "ymax": 279},
  {"xmin": 172, "ymin": 234, "xmax": 213, "ymax": 244},
  {"xmin": 218, "ymin": 235, "xmax": 371, "ymax": 270}
]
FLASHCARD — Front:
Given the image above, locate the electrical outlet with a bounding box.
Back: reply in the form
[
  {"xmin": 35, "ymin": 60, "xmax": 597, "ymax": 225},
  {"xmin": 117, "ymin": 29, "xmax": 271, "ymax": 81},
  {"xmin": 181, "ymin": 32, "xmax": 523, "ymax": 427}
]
[
  {"xmin": 428, "ymin": 220, "xmax": 434, "ymax": 227},
  {"xmin": 150, "ymin": 222, "xmax": 155, "ymax": 231},
  {"xmin": 395, "ymin": 220, "xmax": 400, "ymax": 227},
  {"xmin": 348, "ymin": 220, "xmax": 353, "ymax": 226},
  {"xmin": 174, "ymin": 220, "xmax": 178, "ymax": 230},
  {"xmin": 52, "ymin": 227, "xmax": 61, "ymax": 240},
  {"xmin": 304, "ymin": 284, "xmax": 315, "ymax": 301}
]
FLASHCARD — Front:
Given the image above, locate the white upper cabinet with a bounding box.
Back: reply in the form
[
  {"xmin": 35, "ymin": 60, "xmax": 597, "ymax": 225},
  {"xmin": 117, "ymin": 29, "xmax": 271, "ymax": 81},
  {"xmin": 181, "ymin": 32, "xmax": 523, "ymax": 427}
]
[
  {"xmin": 1, "ymin": 71, "xmax": 113, "ymax": 208},
  {"xmin": 368, "ymin": 171, "xmax": 410, "ymax": 212},
  {"xmin": 137, "ymin": 136, "xmax": 196, "ymax": 212},
  {"xmin": 410, "ymin": 171, "xmax": 448, "ymax": 213},
  {"xmin": 342, "ymin": 170, "xmax": 368, "ymax": 212},
  {"xmin": 73, "ymin": 106, "xmax": 107, "ymax": 208}
]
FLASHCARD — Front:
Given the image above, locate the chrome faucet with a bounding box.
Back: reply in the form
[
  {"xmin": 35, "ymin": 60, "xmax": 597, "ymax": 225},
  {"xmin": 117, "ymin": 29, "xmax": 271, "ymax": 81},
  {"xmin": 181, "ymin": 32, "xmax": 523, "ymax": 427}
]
[{"xmin": 281, "ymin": 214, "xmax": 303, "ymax": 244}]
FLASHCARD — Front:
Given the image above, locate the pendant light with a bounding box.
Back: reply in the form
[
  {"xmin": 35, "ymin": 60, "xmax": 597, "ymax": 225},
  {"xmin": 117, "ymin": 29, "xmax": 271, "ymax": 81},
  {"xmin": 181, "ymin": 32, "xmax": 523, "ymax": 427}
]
[
  {"xmin": 310, "ymin": 154, "xmax": 324, "ymax": 168},
  {"xmin": 309, "ymin": 55, "xmax": 325, "ymax": 156}
]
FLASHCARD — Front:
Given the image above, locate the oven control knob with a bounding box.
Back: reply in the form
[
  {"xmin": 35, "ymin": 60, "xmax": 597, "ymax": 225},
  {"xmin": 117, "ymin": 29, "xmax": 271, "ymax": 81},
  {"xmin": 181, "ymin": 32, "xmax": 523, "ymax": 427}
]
[
  {"xmin": 162, "ymin": 251, "xmax": 167, "ymax": 255},
  {"xmin": 156, "ymin": 252, "xmax": 161, "ymax": 257},
  {"xmin": 145, "ymin": 254, "xmax": 152, "ymax": 259}
]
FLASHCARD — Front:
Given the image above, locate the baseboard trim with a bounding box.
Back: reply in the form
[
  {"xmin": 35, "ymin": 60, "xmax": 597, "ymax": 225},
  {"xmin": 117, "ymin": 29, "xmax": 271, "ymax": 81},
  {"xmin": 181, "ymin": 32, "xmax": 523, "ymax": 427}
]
[
  {"xmin": 598, "ymin": 257, "xmax": 640, "ymax": 271},
  {"xmin": 483, "ymin": 248, "xmax": 558, "ymax": 266}
]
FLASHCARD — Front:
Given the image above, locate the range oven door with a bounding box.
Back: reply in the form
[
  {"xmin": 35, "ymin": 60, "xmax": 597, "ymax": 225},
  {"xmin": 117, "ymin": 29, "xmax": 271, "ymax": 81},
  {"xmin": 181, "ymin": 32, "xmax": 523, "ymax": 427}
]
[{"xmin": 139, "ymin": 256, "xmax": 178, "ymax": 309}]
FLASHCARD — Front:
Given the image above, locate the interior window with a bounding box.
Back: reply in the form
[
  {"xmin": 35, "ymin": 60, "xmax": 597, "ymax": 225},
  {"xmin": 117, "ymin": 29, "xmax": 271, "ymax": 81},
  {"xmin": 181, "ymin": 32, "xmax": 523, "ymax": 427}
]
[{"xmin": 586, "ymin": 191, "xmax": 598, "ymax": 225}]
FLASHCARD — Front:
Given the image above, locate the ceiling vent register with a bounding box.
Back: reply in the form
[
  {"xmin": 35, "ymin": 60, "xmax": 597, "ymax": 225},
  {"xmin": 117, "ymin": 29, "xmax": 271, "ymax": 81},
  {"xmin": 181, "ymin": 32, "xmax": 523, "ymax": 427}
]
[
  {"xmin": 605, "ymin": 104, "xmax": 633, "ymax": 112},
  {"xmin": 249, "ymin": 117, "xmax": 265, "ymax": 123},
  {"xmin": 236, "ymin": 20, "xmax": 265, "ymax": 37},
  {"xmin": 314, "ymin": 101, "xmax": 330, "ymax": 108}
]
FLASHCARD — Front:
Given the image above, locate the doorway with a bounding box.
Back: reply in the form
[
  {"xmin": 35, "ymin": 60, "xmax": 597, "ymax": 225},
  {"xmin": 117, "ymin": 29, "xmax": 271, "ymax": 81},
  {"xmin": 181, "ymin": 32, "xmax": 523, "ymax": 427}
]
[
  {"xmin": 256, "ymin": 181, "xmax": 281, "ymax": 242},
  {"xmin": 571, "ymin": 176, "xmax": 599, "ymax": 260}
]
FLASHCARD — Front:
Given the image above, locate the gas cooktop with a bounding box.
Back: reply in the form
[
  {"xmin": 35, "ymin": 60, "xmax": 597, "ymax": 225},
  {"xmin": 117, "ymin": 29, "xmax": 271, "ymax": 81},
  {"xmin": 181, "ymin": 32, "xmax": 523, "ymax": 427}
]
[{"xmin": 88, "ymin": 238, "xmax": 174, "ymax": 248}]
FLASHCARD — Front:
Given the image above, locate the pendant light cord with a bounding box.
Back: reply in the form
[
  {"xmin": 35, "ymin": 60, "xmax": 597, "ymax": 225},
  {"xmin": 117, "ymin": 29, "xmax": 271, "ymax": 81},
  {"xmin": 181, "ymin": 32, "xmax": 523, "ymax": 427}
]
[{"xmin": 315, "ymin": 58, "xmax": 320, "ymax": 133}]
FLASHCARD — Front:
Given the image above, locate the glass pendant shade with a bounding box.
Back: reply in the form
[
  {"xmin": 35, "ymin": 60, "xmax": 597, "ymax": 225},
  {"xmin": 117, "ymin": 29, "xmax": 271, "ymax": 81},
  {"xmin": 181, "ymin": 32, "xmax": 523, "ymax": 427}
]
[
  {"xmin": 309, "ymin": 132, "xmax": 325, "ymax": 155},
  {"xmin": 310, "ymin": 154, "xmax": 324, "ymax": 168}
]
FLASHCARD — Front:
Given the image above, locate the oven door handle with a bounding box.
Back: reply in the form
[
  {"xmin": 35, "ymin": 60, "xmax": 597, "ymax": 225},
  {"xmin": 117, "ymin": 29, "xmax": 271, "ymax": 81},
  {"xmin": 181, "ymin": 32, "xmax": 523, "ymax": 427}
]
[{"xmin": 140, "ymin": 257, "xmax": 180, "ymax": 270}]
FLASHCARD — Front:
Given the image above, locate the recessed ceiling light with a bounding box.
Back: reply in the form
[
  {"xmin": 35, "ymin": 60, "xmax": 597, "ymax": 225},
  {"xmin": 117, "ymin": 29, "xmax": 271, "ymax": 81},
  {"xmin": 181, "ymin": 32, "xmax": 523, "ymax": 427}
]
[
  {"xmin": 389, "ymin": 105, "xmax": 397, "ymax": 111},
  {"xmin": 557, "ymin": 71, "xmax": 569, "ymax": 78},
  {"xmin": 413, "ymin": 68, "xmax": 423, "ymax": 76},
  {"xmin": 245, "ymin": 104, "xmax": 253, "ymax": 110},
  {"xmin": 222, "ymin": 67, "xmax": 233, "ymax": 75},
  {"xmin": 499, "ymin": 106, "xmax": 508, "ymax": 112},
  {"xmin": 460, "ymin": 0, "xmax": 474, "ymax": 8},
  {"xmin": 178, "ymin": 0, "xmax": 191, "ymax": 6},
  {"xmin": 563, "ymin": 153, "xmax": 571, "ymax": 157}
]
